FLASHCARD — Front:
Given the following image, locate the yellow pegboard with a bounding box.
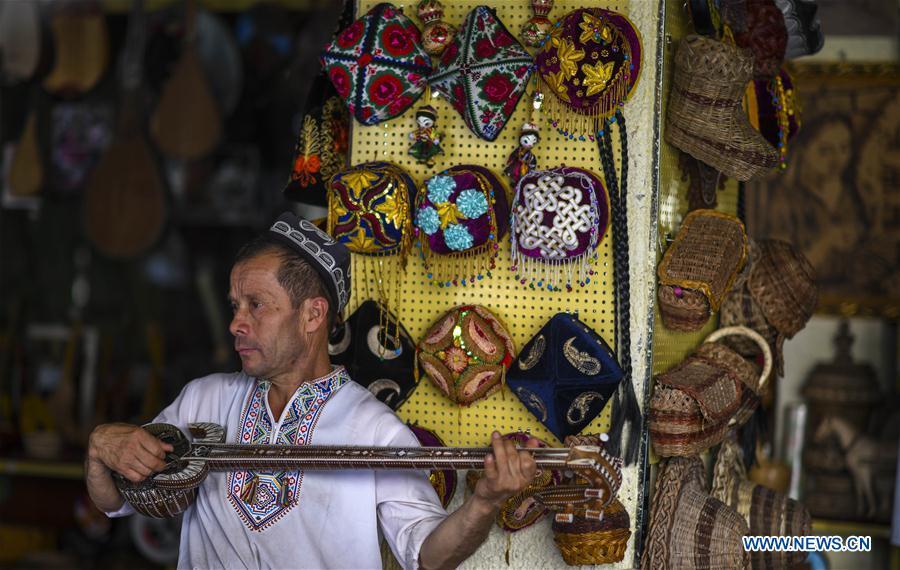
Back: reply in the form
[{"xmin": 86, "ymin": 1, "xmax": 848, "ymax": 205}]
[{"xmin": 348, "ymin": 0, "xmax": 635, "ymax": 449}]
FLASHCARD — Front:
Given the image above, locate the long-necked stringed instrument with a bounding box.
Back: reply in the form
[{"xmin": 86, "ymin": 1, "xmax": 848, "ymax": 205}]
[{"xmin": 114, "ymin": 423, "xmax": 623, "ymax": 523}]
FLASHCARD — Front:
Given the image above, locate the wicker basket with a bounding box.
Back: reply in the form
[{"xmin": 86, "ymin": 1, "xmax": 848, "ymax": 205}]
[
  {"xmin": 650, "ymin": 326, "xmax": 772, "ymax": 457},
  {"xmin": 747, "ymin": 240, "xmax": 817, "ymax": 338},
  {"xmin": 665, "ymin": 35, "xmax": 779, "ymax": 181},
  {"xmin": 642, "ymin": 456, "xmax": 750, "ymax": 570},
  {"xmin": 712, "ymin": 438, "xmax": 811, "ymax": 568},
  {"xmin": 658, "ymin": 210, "xmax": 748, "ymax": 332},
  {"xmin": 552, "ymin": 498, "xmax": 631, "ymax": 565},
  {"xmin": 720, "ymin": 240, "xmax": 816, "ymax": 375},
  {"xmin": 658, "ymin": 285, "xmax": 711, "ymax": 332}
]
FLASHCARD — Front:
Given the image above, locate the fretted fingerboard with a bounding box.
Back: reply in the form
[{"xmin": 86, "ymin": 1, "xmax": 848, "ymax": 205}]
[{"xmin": 186, "ymin": 445, "xmax": 572, "ymax": 472}]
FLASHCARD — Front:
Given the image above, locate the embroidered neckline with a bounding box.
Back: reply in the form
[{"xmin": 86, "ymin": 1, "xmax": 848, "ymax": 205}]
[{"xmin": 227, "ymin": 366, "xmax": 350, "ymax": 532}]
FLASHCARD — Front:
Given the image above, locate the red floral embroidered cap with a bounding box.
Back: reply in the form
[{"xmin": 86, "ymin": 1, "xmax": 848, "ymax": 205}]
[
  {"xmin": 321, "ymin": 3, "xmax": 433, "ymax": 126},
  {"xmin": 416, "ymin": 305, "xmax": 515, "ymax": 406},
  {"xmin": 428, "ymin": 6, "xmax": 534, "ymax": 141}
]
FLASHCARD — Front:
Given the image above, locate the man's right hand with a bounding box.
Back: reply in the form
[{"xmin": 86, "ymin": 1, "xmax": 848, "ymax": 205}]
[{"xmin": 88, "ymin": 423, "xmax": 173, "ymax": 483}]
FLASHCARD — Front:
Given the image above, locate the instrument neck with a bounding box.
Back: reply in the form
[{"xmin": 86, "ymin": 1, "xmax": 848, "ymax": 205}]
[{"xmin": 188, "ymin": 444, "xmax": 571, "ymax": 472}]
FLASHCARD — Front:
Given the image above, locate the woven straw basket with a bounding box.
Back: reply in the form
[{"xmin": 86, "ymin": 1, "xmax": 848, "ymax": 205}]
[
  {"xmin": 649, "ymin": 326, "xmax": 773, "ymax": 457},
  {"xmin": 552, "ymin": 497, "xmax": 631, "ymax": 565},
  {"xmin": 642, "ymin": 455, "xmax": 751, "ymax": 569},
  {"xmin": 665, "ymin": 35, "xmax": 778, "ymax": 181},
  {"xmin": 720, "ymin": 240, "xmax": 817, "ymax": 375},
  {"xmin": 658, "ymin": 210, "xmax": 748, "ymax": 332},
  {"xmin": 712, "ymin": 438, "xmax": 811, "ymax": 569}
]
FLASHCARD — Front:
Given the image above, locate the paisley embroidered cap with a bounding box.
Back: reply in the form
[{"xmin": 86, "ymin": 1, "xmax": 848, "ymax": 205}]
[
  {"xmin": 536, "ymin": 7, "xmax": 642, "ymax": 140},
  {"xmin": 321, "ymin": 3, "xmax": 433, "ymax": 125},
  {"xmin": 510, "ymin": 166, "xmax": 610, "ymax": 291},
  {"xmin": 327, "ymin": 300, "xmax": 417, "ymax": 410},
  {"xmin": 507, "ymin": 313, "xmax": 623, "ymax": 442},
  {"xmin": 428, "ymin": 6, "xmax": 534, "ymax": 141},
  {"xmin": 416, "ymin": 305, "xmax": 515, "ymax": 406},
  {"xmin": 415, "ymin": 164, "xmax": 509, "ymax": 286}
]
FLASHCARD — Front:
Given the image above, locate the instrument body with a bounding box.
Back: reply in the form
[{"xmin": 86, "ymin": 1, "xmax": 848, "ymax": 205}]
[{"xmin": 113, "ymin": 422, "xmax": 622, "ymax": 522}]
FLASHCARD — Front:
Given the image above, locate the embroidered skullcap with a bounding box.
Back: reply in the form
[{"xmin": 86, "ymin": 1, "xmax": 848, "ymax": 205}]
[
  {"xmin": 328, "ymin": 300, "xmax": 417, "ymax": 410},
  {"xmin": 536, "ymin": 7, "xmax": 642, "ymax": 140},
  {"xmin": 268, "ymin": 212, "xmax": 351, "ymax": 313},
  {"xmin": 428, "ymin": 6, "xmax": 534, "ymax": 141},
  {"xmin": 507, "ymin": 313, "xmax": 623, "ymax": 442}
]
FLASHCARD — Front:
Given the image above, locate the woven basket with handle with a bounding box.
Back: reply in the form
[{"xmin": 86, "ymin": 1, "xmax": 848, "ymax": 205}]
[{"xmin": 649, "ymin": 326, "xmax": 772, "ymax": 457}]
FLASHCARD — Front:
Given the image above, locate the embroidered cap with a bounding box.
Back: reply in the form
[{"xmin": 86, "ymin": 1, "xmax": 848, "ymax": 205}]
[
  {"xmin": 428, "ymin": 6, "xmax": 534, "ymax": 141},
  {"xmin": 415, "ymin": 164, "xmax": 509, "ymax": 287},
  {"xmin": 536, "ymin": 7, "xmax": 642, "ymax": 140},
  {"xmin": 507, "ymin": 313, "xmax": 623, "ymax": 442},
  {"xmin": 416, "ymin": 305, "xmax": 515, "ymax": 406},
  {"xmin": 268, "ymin": 212, "xmax": 351, "ymax": 314},
  {"xmin": 510, "ymin": 166, "xmax": 610, "ymax": 291},
  {"xmin": 328, "ymin": 161, "xmax": 416, "ymax": 257},
  {"xmin": 321, "ymin": 3, "xmax": 433, "ymax": 125},
  {"xmin": 328, "ymin": 300, "xmax": 417, "ymax": 410}
]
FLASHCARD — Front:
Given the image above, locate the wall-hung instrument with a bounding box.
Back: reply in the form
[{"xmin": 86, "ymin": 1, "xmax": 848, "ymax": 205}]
[
  {"xmin": 150, "ymin": 0, "xmax": 223, "ymax": 160},
  {"xmin": 83, "ymin": 0, "xmax": 165, "ymax": 259}
]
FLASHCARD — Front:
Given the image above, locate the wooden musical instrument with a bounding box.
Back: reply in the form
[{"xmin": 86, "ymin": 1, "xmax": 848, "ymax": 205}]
[
  {"xmin": 114, "ymin": 422, "xmax": 623, "ymax": 523},
  {"xmin": 83, "ymin": 0, "xmax": 165, "ymax": 259},
  {"xmin": 43, "ymin": 1, "xmax": 110, "ymax": 97},
  {"xmin": 150, "ymin": 0, "xmax": 222, "ymax": 160}
]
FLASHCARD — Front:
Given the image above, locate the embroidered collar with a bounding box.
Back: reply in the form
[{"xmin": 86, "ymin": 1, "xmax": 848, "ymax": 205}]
[
  {"xmin": 228, "ymin": 365, "xmax": 350, "ymax": 532},
  {"xmin": 256, "ymin": 365, "xmax": 351, "ymax": 392}
]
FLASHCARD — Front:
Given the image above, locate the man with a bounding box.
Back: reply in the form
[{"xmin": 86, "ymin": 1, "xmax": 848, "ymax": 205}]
[{"xmin": 86, "ymin": 212, "xmax": 538, "ymax": 569}]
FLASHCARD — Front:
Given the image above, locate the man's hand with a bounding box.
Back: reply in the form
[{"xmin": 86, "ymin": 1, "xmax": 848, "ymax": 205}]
[
  {"xmin": 419, "ymin": 432, "xmax": 540, "ymax": 569},
  {"xmin": 473, "ymin": 431, "xmax": 540, "ymax": 510},
  {"xmin": 88, "ymin": 423, "xmax": 173, "ymax": 483}
]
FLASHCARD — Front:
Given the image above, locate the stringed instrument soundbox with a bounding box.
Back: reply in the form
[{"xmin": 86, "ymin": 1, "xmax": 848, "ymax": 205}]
[{"xmin": 114, "ymin": 422, "xmax": 623, "ymax": 524}]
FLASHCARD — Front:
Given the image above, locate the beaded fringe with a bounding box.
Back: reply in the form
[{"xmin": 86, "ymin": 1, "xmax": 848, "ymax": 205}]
[
  {"xmin": 421, "ymin": 241, "xmax": 498, "ymax": 287},
  {"xmin": 510, "ymin": 251, "xmax": 598, "ymax": 291},
  {"xmin": 541, "ymin": 73, "xmax": 629, "ymax": 141}
]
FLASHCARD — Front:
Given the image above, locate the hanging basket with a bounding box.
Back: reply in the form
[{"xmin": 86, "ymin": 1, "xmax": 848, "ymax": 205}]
[{"xmin": 649, "ymin": 326, "xmax": 772, "ymax": 457}]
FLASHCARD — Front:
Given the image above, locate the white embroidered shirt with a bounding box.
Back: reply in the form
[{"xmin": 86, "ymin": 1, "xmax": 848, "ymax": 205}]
[{"xmin": 106, "ymin": 367, "xmax": 448, "ymax": 570}]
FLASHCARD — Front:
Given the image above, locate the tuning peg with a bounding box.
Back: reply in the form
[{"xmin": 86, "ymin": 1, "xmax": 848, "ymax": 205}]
[
  {"xmin": 585, "ymin": 488, "xmax": 604, "ymax": 499},
  {"xmin": 554, "ymin": 513, "xmax": 574, "ymax": 523},
  {"xmin": 584, "ymin": 509, "xmax": 603, "ymax": 521}
]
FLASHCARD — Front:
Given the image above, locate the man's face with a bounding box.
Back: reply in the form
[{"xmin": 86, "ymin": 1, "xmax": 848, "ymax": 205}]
[
  {"xmin": 228, "ymin": 252, "xmax": 308, "ymax": 380},
  {"xmin": 417, "ymin": 116, "xmax": 434, "ymax": 128}
]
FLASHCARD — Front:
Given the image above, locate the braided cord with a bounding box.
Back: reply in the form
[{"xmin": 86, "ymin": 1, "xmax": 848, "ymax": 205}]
[{"xmin": 599, "ymin": 110, "xmax": 641, "ymax": 465}]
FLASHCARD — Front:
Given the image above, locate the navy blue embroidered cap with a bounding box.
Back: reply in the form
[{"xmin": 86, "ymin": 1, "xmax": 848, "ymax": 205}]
[
  {"xmin": 268, "ymin": 212, "xmax": 351, "ymax": 314},
  {"xmin": 507, "ymin": 313, "xmax": 624, "ymax": 442}
]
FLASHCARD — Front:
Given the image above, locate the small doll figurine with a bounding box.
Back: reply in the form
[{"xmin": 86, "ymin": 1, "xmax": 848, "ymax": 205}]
[
  {"xmin": 408, "ymin": 105, "xmax": 444, "ymax": 167},
  {"xmin": 504, "ymin": 123, "xmax": 540, "ymax": 186}
]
